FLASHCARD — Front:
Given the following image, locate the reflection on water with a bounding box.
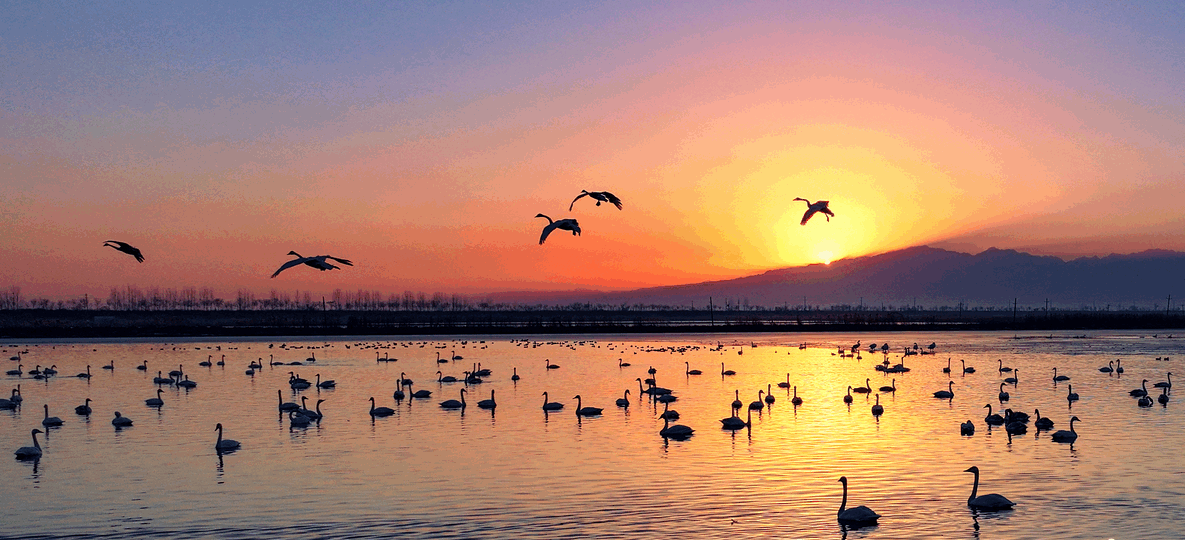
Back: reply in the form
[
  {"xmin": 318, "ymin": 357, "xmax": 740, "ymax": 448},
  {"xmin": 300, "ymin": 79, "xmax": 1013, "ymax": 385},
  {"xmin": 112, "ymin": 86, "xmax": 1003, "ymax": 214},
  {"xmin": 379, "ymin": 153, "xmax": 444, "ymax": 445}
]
[{"xmin": 1, "ymin": 330, "xmax": 1183, "ymax": 539}]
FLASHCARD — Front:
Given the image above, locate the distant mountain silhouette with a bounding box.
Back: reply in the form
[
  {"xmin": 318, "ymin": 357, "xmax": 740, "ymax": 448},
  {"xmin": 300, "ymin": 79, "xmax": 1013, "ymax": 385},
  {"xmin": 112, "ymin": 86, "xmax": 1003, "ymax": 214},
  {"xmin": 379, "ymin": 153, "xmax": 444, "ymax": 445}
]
[{"xmin": 489, "ymin": 246, "xmax": 1185, "ymax": 309}]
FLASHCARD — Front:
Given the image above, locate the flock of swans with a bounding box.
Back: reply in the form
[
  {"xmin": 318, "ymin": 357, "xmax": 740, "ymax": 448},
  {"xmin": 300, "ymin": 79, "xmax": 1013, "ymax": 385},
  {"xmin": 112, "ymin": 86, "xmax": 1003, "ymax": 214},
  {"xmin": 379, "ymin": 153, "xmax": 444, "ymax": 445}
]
[
  {"xmin": 8, "ymin": 333, "xmax": 1172, "ymax": 532},
  {"xmin": 101, "ymin": 190, "xmax": 836, "ymax": 269}
]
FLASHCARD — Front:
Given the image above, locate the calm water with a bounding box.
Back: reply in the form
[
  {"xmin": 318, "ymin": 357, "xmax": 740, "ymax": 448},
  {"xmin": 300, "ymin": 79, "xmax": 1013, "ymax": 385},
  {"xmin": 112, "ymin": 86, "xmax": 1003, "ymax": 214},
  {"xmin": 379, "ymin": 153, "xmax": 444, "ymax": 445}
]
[{"xmin": 2, "ymin": 330, "xmax": 1183, "ymax": 539}]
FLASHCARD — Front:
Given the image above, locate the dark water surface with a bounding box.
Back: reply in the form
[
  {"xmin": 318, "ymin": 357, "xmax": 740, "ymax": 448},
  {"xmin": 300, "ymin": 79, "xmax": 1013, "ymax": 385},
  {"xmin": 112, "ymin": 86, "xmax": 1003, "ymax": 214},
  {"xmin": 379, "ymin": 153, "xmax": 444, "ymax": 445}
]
[{"xmin": 2, "ymin": 330, "xmax": 1182, "ymax": 539}]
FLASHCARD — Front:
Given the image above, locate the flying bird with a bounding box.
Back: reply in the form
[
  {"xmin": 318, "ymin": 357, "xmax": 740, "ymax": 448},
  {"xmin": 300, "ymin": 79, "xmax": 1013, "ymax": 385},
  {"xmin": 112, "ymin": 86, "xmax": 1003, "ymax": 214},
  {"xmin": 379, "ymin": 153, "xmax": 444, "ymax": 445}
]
[
  {"xmin": 271, "ymin": 251, "xmax": 354, "ymax": 278},
  {"xmin": 793, "ymin": 198, "xmax": 834, "ymax": 225},
  {"xmin": 569, "ymin": 190, "xmax": 623, "ymax": 211},
  {"xmin": 536, "ymin": 214, "xmax": 581, "ymax": 245},
  {"xmin": 103, "ymin": 241, "xmax": 144, "ymax": 262}
]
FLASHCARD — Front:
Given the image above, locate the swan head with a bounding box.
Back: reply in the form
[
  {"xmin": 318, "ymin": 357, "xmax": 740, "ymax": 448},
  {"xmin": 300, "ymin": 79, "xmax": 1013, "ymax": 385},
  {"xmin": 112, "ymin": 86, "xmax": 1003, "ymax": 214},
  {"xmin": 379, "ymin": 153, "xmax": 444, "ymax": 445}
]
[
  {"xmin": 838, "ymin": 476, "xmax": 848, "ymax": 484},
  {"xmin": 32, "ymin": 428, "xmax": 43, "ymax": 435},
  {"xmin": 215, "ymin": 423, "xmax": 223, "ymax": 431},
  {"xmin": 963, "ymin": 466, "xmax": 979, "ymax": 474}
]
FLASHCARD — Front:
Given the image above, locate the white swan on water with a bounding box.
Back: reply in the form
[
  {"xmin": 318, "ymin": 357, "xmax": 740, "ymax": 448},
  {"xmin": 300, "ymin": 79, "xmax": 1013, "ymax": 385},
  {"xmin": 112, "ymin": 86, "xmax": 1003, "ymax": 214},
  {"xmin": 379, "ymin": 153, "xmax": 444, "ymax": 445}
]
[
  {"xmin": 145, "ymin": 389, "xmax": 164, "ymax": 407},
  {"xmin": 42, "ymin": 404, "xmax": 63, "ymax": 427},
  {"xmin": 14, "ymin": 429, "xmax": 44, "ymax": 460},
  {"xmin": 933, "ymin": 381, "xmax": 954, "ymax": 399},
  {"xmin": 111, "ymin": 411, "xmax": 133, "ymax": 427},
  {"xmin": 871, "ymin": 395, "xmax": 884, "ymax": 416},
  {"xmin": 984, "ymin": 404, "xmax": 1004, "ymax": 425},
  {"xmin": 836, "ymin": 476, "xmax": 879, "ymax": 525},
  {"xmin": 659, "ymin": 417, "xmax": 693, "ymax": 439},
  {"xmin": 720, "ymin": 407, "xmax": 752, "ymax": 430},
  {"xmin": 574, "ymin": 395, "xmax": 603, "ymax": 416},
  {"xmin": 277, "ymin": 390, "xmax": 299, "ymax": 412},
  {"xmin": 369, "ymin": 397, "xmax": 395, "ymax": 417},
  {"xmin": 616, "ymin": 390, "xmax": 630, "ymax": 408},
  {"xmin": 477, "ymin": 390, "xmax": 496, "ymax": 410},
  {"xmin": 439, "ymin": 389, "xmax": 467, "ymax": 409},
  {"xmin": 964, "ymin": 466, "xmax": 1014, "ymax": 510},
  {"xmin": 1050, "ymin": 416, "xmax": 1080, "ymax": 443},
  {"xmin": 214, "ymin": 423, "xmax": 241, "ymax": 452},
  {"xmin": 541, "ymin": 392, "xmax": 564, "ymax": 411}
]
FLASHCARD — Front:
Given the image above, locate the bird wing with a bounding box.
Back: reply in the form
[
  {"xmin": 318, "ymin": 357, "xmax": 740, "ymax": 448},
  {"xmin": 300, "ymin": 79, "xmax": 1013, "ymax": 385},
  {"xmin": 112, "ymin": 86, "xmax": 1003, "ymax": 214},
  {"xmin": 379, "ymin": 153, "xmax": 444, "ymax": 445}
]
[
  {"xmin": 800, "ymin": 207, "xmax": 819, "ymax": 225},
  {"xmin": 539, "ymin": 222, "xmax": 558, "ymax": 244},
  {"xmin": 128, "ymin": 246, "xmax": 145, "ymax": 262},
  {"xmin": 602, "ymin": 191, "xmax": 623, "ymax": 210},
  {"xmin": 271, "ymin": 257, "xmax": 309, "ymax": 278},
  {"xmin": 324, "ymin": 255, "xmax": 353, "ymax": 267},
  {"xmin": 569, "ymin": 192, "xmax": 588, "ymax": 211}
]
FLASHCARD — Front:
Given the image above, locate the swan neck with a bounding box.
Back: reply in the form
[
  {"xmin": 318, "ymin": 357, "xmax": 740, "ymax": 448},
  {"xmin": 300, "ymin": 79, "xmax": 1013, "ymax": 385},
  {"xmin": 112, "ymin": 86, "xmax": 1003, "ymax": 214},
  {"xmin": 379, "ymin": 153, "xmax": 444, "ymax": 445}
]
[
  {"xmin": 969, "ymin": 470, "xmax": 979, "ymax": 503},
  {"xmin": 839, "ymin": 480, "xmax": 848, "ymax": 514}
]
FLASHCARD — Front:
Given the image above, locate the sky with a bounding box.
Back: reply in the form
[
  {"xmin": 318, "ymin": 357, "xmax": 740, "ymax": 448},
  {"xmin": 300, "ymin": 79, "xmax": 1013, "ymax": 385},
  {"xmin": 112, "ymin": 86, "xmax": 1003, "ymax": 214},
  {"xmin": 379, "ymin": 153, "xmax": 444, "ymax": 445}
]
[{"xmin": 2, "ymin": 1, "xmax": 1184, "ymax": 300}]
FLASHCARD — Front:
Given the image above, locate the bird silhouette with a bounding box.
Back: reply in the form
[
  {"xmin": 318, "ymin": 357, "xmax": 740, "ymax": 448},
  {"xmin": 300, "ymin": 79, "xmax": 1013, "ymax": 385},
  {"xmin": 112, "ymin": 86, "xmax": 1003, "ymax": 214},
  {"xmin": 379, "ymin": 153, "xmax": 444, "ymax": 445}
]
[
  {"xmin": 569, "ymin": 190, "xmax": 623, "ymax": 211},
  {"xmin": 271, "ymin": 251, "xmax": 353, "ymax": 278},
  {"xmin": 535, "ymin": 214, "xmax": 581, "ymax": 245},
  {"xmin": 103, "ymin": 241, "xmax": 144, "ymax": 263},
  {"xmin": 793, "ymin": 198, "xmax": 834, "ymax": 225}
]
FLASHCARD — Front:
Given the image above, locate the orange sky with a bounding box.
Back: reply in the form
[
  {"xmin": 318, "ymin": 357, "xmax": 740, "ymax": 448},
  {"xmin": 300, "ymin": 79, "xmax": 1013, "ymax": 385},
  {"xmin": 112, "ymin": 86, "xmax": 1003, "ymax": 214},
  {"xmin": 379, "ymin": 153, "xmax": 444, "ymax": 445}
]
[{"xmin": 2, "ymin": 2, "xmax": 1183, "ymax": 300}]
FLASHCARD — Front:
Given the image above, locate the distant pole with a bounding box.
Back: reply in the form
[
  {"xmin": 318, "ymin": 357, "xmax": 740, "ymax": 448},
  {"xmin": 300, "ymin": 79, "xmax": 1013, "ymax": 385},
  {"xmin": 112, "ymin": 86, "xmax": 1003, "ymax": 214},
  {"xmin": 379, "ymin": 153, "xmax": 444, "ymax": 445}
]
[
  {"xmin": 803, "ymin": 295, "xmax": 807, "ymax": 312},
  {"xmin": 709, "ymin": 296, "xmax": 714, "ymax": 327},
  {"xmin": 859, "ymin": 297, "xmax": 863, "ymax": 311},
  {"xmin": 1168, "ymin": 294, "xmax": 1172, "ymax": 315},
  {"xmin": 1013, "ymin": 298, "xmax": 1018, "ymax": 324}
]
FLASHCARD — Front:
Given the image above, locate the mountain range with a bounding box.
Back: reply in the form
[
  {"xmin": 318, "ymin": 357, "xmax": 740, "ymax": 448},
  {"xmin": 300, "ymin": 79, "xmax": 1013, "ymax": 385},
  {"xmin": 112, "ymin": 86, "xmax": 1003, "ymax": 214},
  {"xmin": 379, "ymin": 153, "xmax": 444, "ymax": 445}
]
[{"xmin": 486, "ymin": 246, "xmax": 1185, "ymax": 309}]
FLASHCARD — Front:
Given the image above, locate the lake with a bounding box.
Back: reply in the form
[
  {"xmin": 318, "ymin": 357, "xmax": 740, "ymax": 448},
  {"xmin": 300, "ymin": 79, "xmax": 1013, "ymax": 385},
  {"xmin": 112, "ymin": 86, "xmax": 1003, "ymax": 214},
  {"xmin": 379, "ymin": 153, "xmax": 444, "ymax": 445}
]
[{"xmin": 2, "ymin": 330, "xmax": 1182, "ymax": 539}]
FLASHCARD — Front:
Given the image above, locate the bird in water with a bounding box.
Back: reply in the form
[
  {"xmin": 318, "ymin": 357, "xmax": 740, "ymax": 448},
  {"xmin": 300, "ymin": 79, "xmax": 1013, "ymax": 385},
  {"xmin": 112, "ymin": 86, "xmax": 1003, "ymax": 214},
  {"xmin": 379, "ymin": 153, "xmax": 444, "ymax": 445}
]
[
  {"xmin": 793, "ymin": 198, "xmax": 834, "ymax": 225},
  {"xmin": 836, "ymin": 476, "xmax": 880, "ymax": 525},
  {"xmin": 574, "ymin": 395, "xmax": 603, "ymax": 416},
  {"xmin": 75, "ymin": 398, "xmax": 92, "ymax": 416},
  {"xmin": 964, "ymin": 466, "xmax": 1014, "ymax": 510},
  {"xmin": 14, "ymin": 429, "xmax": 44, "ymax": 460},
  {"xmin": 569, "ymin": 190, "xmax": 623, "ymax": 211},
  {"xmin": 984, "ymin": 404, "xmax": 1004, "ymax": 425},
  {"xmin": 111, "ymin": 411, "xmax": 133, "ymax": 427},
  {"xmin": 439, "ymin": 389, "xmax": 466, "ymax": 409},
  {"xmin": 103, "ymin": 240, "xmax": 144, "ymax": 263},
  {"xmin": 658, "ymin": 417, "xmax": 694, "ymax": 439},
  {"xmin": 933, "ymin": 381, "xmax": 955, "ymax": 399},
  {"xmin": 477, "ymin": 390, "xmax": 496, "ymax": 410},
  {"xmin": 960, "ymin": 420, "xmax": 975, "ymax": 435},
  {"xmin": 535, "ymin": 214, "xmax": 581, "ymax": 245},
  {"xmin": 1033, "ymin": 409, "xmax": 1054, "ymax": 430},
  {"xmin": 720, "ymin": 407, "xmax": 752, "ymax": 430},
  {"xmin": 270, "ymin": 251, "xmax": 353, "ymax": 278},
  {"xmin": 1050, "ymin": 416, "xmax": 1080, "ymax": 443},
  {"xmin": 368, "ymin": 397, "xmax": 395, "ymax": 417},
  {"xmin": 541, "ymin": 392, "xmax": 564, "ymax": 411},
  {"xmin": 214, "ymin": 423, "xmax": 240, "ymax": 452}
]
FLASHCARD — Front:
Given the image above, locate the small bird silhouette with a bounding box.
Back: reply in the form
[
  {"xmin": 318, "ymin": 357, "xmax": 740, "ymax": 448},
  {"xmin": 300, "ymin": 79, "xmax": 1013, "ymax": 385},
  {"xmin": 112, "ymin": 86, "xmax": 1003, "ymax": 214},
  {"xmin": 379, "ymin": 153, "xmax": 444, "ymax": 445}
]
[
  {"xmin": 103, "ymin": 241, "xmax": 144, "ymax": 262},
  {"xmin": 536, "ymin": 214, "xmax": 581, "ymax": 245},
  {"xmin": 569, "ymin": 190, "xmax": 623, "ymax": 211},
  {"xmin": 271, "ymin": 251, "xmax": 353, "ymax": 278},
  {"xmin": 793, "ymin": 198, "xmax": 834, "ymax": 225}
]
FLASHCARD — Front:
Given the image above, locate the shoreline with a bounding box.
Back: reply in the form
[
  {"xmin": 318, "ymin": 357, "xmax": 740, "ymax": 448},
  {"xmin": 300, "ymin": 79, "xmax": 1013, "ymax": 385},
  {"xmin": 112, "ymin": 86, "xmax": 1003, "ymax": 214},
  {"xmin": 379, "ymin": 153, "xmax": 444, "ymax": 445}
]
[{"xmin": 2, "ymin": 308, "xmax": 1182, "ymax": 339}]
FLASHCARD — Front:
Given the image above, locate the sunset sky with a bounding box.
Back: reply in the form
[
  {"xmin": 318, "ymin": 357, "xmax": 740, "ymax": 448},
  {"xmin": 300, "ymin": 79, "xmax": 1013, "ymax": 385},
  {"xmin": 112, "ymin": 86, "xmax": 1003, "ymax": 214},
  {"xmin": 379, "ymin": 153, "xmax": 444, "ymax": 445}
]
[{"xmin": 3, "ymin": 1, "xmax": 1183, "ymax": 300}]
